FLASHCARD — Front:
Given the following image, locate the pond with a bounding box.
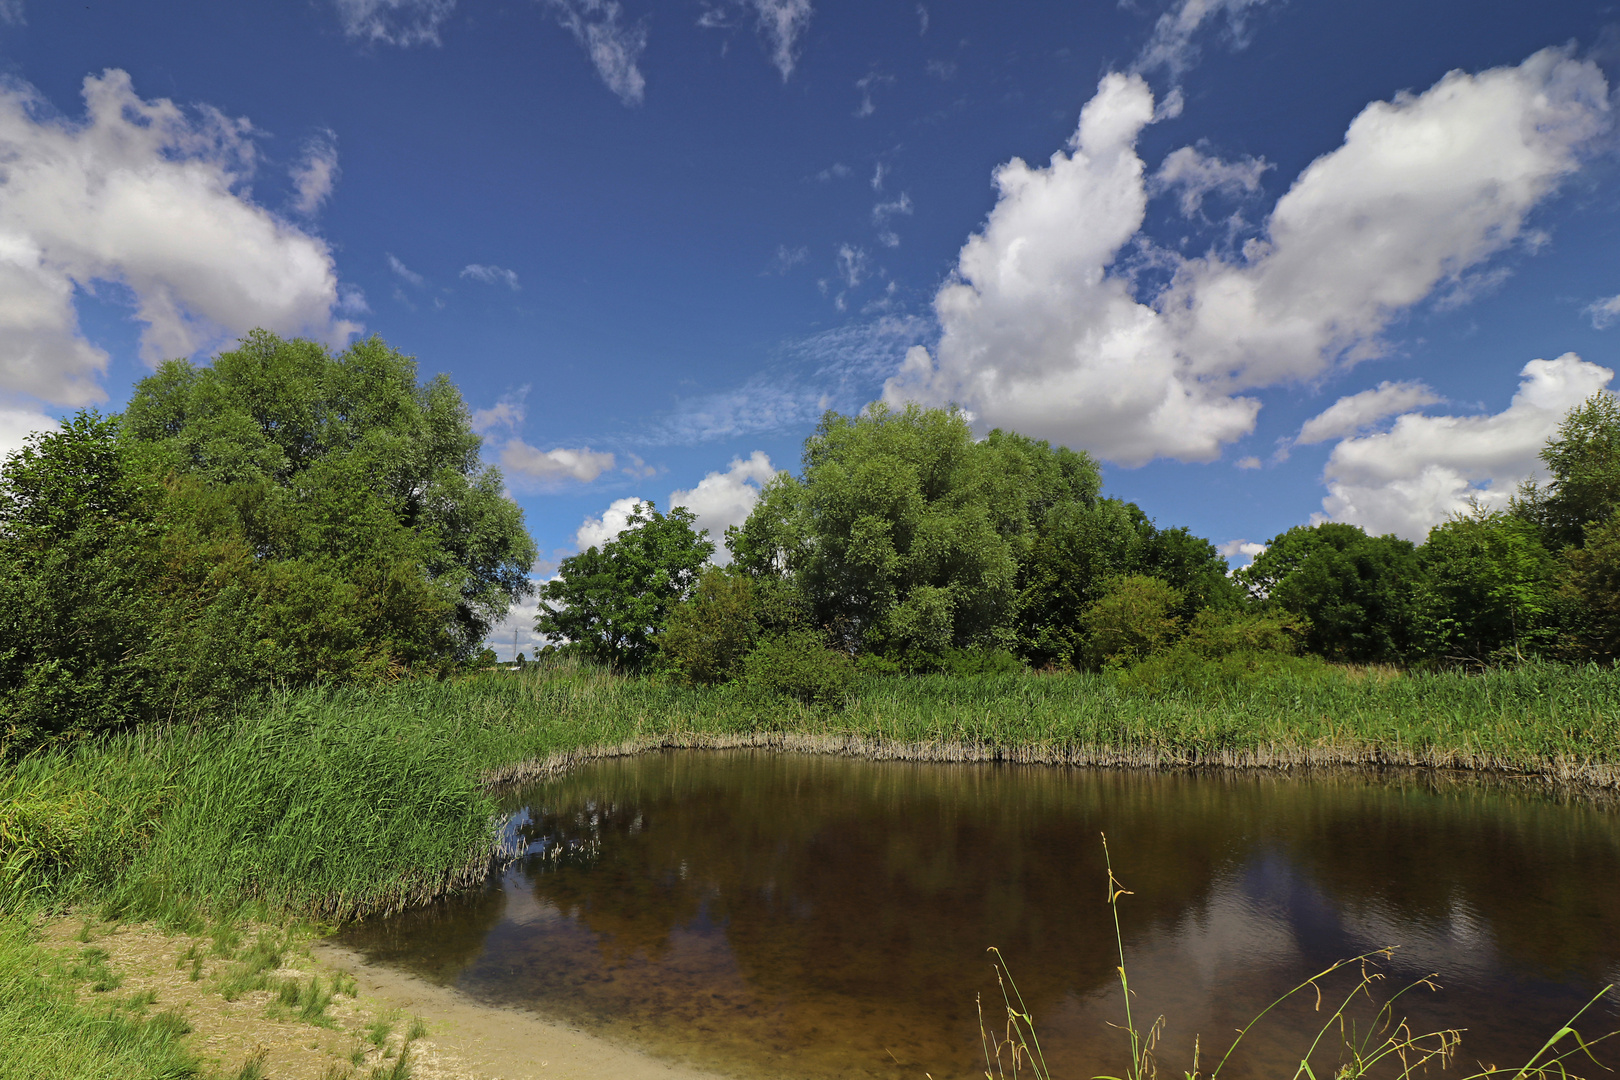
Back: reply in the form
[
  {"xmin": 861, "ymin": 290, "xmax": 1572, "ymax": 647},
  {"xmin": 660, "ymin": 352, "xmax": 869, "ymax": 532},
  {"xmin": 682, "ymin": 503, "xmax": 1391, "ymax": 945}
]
[{"xmin": 338, "ymin": 751, "xmax": 1620, "ymax": 1079}]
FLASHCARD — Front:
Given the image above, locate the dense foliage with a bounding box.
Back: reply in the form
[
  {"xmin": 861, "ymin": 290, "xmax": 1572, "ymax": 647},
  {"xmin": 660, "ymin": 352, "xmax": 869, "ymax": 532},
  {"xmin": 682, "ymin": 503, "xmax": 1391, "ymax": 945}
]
[
  {"xmin": 537, "ymin": 501, "xmax": 713, "ymax": 671},
  {"xmin": 638, "ymin": 394, "xmax": 1620, "ymax": 686},
  {"xmin": 0, "ymin": 332, "xmax": 535, "ymax": 754}
]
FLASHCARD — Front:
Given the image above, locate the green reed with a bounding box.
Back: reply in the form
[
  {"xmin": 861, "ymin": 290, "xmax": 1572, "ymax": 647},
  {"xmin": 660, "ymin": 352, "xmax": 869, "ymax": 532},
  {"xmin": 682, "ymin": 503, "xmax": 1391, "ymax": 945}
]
[{"xmin": 4, "ymin": 656, "xmax": 1618, "ymax": 924}]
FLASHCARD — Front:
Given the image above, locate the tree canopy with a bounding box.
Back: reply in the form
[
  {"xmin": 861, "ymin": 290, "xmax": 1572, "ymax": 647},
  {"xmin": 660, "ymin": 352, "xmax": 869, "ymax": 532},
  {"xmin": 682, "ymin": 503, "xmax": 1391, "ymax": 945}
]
[
  {"xmin": 537, "ymin": 501, "xmax": 713, "ymax": 671},
  {"xmin": 0, "ymin": 332, "xmax": 536, "ymax": 752},
  {"xmin": 729, "ymin": 403, "xmax": 1102, "ymax": 663}
]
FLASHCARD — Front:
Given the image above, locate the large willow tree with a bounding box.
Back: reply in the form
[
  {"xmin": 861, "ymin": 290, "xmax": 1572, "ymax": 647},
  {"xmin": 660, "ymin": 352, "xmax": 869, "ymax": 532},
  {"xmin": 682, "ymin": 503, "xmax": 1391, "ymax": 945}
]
[{"xmin": 0, "ymin": 332, "xmax": 536, "ymax": 752}]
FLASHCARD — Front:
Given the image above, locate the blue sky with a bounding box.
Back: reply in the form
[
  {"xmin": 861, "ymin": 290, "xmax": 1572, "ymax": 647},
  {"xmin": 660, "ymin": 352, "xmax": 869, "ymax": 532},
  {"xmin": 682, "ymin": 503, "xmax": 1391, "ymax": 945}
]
[{"xmin": 0, "ymin": 0, "xmax": 1616, "ymax": 654}]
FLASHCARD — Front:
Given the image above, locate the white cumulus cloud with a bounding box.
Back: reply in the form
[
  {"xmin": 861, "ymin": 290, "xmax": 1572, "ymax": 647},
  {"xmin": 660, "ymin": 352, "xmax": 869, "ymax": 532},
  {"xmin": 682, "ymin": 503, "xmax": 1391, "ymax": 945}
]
[
  {"xmin": 471, "ymin": 388, "xmax": 528, "ymax": 435},
  {"xmin": 1319, "ymin": 353, "xmax": 1614, "ymax": 540},
  {"xmin": 669, "ymin": 450, "xmax": 776, "ymax": 559},
  {"xmin": 576, "ymin": 496, "xmax": 645, "ymax": 550},
  {"xmin": 884, "ymin": 50, "xmax": 1610, "ymax": 468},
  {"xmin": 500, "ymin": 440, "xmax": 616, "ymax": 484},
  {"xmin": 1217, "ymin": 539, "xmax": 1266, "ymax": 567},
  {"xmin": 332, "ymin": 0, "xmax": 456, "ymax": 45},
  {"xmin": 0, "ymin": 403, "xmax": 55, "ymax": 469},
  {"xmin": 1153, "ymin": 145, "xmax": 1268, "ymax": 217},
  {"xmin": 568, "ymin": 452, "xmax": 778, "ymax": 565},
  {"xmin": 0, "ymin": 70, "xmax": 356, "ymax": 412},
  {"xmin": 1296, "ymin": 380, "xmax": 1443, "ymax": 445},
  {"xmin": 546, "ymin": 0, "xmax": 648, "ymax": 106}
]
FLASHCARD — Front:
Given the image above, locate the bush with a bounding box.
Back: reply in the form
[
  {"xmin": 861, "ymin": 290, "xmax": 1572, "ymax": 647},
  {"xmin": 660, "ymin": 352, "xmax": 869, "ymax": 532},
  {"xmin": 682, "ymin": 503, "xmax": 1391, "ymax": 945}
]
[
  {"xmin": 1079, "ymin": 575, "xmax": 1183, "ymax": 669},
  {"xmin": 742, "ymin": 631, "xmax": 853, "ymax": 705},
  {"xmin": 659, "ymin": 568, "xmax": 757, "ymax": 685},
  {"xmin": 1110, "ymin": 647, "xmax": 1340, "ymax": 695},
  {"xmin": 1179, "ymin": 608, "xmax": 1306, "ymax": 659}
]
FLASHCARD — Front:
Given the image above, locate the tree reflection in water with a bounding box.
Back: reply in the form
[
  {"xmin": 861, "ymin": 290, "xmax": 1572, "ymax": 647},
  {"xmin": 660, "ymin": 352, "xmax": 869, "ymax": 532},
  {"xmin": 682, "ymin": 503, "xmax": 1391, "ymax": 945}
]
[{"xmin": 340, "ymin": 751, "xmax": 1620, "ymax": 1080}]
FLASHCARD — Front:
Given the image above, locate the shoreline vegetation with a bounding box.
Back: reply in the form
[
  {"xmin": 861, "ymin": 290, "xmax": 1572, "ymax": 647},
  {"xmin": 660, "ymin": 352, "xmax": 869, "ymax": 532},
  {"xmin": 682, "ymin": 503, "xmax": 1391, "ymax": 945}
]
[{"xmin": 8, "ymin": 656, "xmax": 1620, "ymax": 925}]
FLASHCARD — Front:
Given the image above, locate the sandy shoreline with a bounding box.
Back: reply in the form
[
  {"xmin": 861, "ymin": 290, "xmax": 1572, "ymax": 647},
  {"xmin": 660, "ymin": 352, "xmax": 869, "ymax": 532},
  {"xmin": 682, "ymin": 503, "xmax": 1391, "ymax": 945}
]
[{"xmin": 310, "ymin": 939, "xmax": 729, "ymax": 1080}]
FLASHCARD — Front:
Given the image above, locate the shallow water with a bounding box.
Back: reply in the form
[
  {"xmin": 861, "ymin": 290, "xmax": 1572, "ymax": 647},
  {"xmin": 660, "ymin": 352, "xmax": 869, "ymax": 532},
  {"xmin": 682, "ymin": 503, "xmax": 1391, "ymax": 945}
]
[{"xmin": 340, "ymin": 751, "xmax": 1620, "ymax": 1079}]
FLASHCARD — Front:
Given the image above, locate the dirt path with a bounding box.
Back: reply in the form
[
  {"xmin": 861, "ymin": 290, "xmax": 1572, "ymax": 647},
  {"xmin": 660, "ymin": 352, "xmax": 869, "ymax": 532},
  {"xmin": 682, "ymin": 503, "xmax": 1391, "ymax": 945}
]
[{"xmin": 38, "ymin": 914, "xmax": 724, "ymax": 1080}]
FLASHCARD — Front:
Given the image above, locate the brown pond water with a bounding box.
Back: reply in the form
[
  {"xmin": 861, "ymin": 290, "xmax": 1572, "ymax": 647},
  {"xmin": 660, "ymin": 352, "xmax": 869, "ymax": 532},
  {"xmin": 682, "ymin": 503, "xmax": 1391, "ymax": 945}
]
[{"xmin": 339, "ymin": 751, "xmax": 1620, "ymax": 1079}]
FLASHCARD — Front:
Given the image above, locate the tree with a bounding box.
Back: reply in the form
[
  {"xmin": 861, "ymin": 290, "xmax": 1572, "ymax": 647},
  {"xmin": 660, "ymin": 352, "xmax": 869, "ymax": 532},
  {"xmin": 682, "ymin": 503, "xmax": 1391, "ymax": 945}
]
[
  {"xmin": 1015, "ymin": 499, "xmax": 1239, "ymax": 669},
  {"xmin": 1561, "ymin": 512, "xmax": 1620, "ymax": 662},
  {"xmin": 1240, "ymin": 523, "xmax": 1422, "ymax": 663},
  {"xmin": 122, "ymin": 330, "xmax": 536, "ymax": 656},
  {"xmin": 1517, "ymin": 392, "xmax": 1620, "ymax": 550},
  {"xmin": 538, "ymin": 502, "xmax": 713, "ymax": 671},
  {"xmin": 0, "ymin": 413, "xmax": 164, "ymax": 750},
  {"xmin": 0, "ymin": 333, "xmax": 540, "ymax": 754},
  {"xmin": 1416, "ymin": 509, "xmax": 1556, "ymax": 663},
  {"xmin": 730, "ymin": 404, "xmax": 1101, "ymax": 665}
]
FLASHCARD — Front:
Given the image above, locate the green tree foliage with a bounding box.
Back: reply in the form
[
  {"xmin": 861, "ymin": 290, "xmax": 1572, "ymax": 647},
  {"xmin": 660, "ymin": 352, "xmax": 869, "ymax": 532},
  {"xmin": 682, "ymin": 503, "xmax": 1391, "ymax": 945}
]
[
  {"xmin": 1416, "ymin": 509, "xmax": 1557, "ymax": 663},
  {"xmin": 1078, "ymin": 574, "xmax": 1184, "ymax": 668},
  {"xmin": 123, "ymin": 331, "xmax": 536, "ymax": 654},
  {"xmin": 538, "ymin": 502, "xmax": 713, "ymax": 671},
  {"xmin": 1562, "ymin": 513, "xmax": 1620, "ymax": 662},
  {"xmin": 0, "ymin": 333, "xmax": 537, "ymax": 754},
  {"xmin": 0, "ymin": 414, "xmax": 165, "ymax": 749},
  {"xmin": 1518, "ymin": 392, "xmax": 1620, "ymax": 550},
  {"xmin": 1239, "ymin": 523, "xmax": 1421, "ymax": 663},
  {"xmin": 1015, "ymin": 499, "xmax": 1239, "ymax": 668},
  {"xmin": 741, "ymin": 630, "xmax": 854, "ymax": 705},
  {"xmin": 658, "ymin": 567, "xmax": 758, "ymax": 685},
  {"xmin": 730, "ymin": 403, "xmax": 1101, "ymax": 666}
]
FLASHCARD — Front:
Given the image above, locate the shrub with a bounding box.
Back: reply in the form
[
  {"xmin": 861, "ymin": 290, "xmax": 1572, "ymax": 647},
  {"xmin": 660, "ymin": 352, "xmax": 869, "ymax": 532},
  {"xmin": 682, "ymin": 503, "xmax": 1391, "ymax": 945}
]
[
  {"xmin": 1179, "ymin": 608, "xmax": 1306, "ymax": 659},
  {"xmin": 659, "ymin": 568, "xmax": 757, "ymax": 685},
  {"xmin": 1079, "ymin": 575, "xmax": 1183, "ymax": 669},
  {"xmin": 742, "ymin": 631, "xmax": 853, "ymax": 705}
]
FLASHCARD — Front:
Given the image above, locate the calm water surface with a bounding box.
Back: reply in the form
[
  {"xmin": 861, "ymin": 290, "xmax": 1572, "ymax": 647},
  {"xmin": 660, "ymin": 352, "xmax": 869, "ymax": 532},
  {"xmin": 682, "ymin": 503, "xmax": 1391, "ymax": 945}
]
[{"xmin": 340, "ymin": 751, "xmax": 1620, "ymax": 1079}]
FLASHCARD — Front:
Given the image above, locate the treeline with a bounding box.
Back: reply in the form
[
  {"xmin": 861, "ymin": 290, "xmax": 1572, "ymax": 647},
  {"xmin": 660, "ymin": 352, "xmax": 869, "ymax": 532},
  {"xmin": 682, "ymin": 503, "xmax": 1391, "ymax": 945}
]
[
  {"xmin": 541, "ymin": 397, "xmax": 1620, "ymax": 693},
  {"xmin": 0, "ymin": 332, "xmax": 536, "ymax": 754},
  {"xmin": 5, "ymin": 330, "xmax": 1615, "ymax": 752}
]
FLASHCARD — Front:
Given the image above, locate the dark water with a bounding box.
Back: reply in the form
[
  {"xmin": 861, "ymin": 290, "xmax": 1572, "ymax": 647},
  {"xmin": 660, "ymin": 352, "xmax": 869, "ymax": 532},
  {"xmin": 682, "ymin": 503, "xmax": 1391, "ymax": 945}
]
[{"xmin": 340, "ymin": 752, "xmax": 1620, "ymax": 1079}]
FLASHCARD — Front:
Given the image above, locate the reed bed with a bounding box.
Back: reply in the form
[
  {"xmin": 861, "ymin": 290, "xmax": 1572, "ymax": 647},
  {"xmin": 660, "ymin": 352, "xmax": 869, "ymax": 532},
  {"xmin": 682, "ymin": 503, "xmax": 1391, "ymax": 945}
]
[{"xmin": 4, "ymin": 658, "xmax": 1619, "ymax": 924}]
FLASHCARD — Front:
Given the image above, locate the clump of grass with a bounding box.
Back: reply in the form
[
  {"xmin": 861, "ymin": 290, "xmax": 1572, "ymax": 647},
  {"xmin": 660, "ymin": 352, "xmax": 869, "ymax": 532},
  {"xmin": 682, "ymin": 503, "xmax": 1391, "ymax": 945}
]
[
  {"xmin": 68, "ymin": 946, "xmax": 124, "ymax": 993},
  {"xmin": 271, "ymin": 974, "xmax": 336, "ymax": 1027},
  {"xmin": 367, "ymin": 1010, "xmax": 397, "ymax": 1048},
  {"xmin": 229, "ymin": 1049, "xmax": 268, "ymax": 1080},
  {"xmin": 215, "ymin": 932, "xmax": 286, "ymax": 1001}
]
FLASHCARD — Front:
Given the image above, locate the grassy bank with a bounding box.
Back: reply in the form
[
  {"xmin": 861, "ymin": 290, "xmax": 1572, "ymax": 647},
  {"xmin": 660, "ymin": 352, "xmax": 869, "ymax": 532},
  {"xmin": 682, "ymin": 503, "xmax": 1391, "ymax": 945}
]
[{"xmin": 7, "ymin": 658, "xmax": 1620, "ymax": 922}]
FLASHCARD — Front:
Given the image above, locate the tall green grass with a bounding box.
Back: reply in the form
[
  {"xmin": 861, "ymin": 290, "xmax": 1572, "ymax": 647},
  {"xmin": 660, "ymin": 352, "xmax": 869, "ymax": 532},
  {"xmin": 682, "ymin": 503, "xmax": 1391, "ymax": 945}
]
[{"xmin": 4, "ymin": 656, "xmax": 1618, "ymax": 923}]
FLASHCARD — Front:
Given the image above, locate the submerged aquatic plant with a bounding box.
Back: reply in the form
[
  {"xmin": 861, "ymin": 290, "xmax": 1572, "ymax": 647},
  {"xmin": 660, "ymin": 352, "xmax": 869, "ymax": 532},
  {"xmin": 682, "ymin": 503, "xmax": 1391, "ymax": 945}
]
[{"xmin": 976, "ymin": 836, "xmax": 1618, "ymax": 1080}]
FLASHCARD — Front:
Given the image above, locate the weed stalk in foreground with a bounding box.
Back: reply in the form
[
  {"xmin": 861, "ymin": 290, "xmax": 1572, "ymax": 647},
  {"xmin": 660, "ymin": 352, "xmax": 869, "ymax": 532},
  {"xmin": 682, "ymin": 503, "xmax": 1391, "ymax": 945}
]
[{"xmin": 976, "ymin": 836, "xmax": 1618, "ymax": 1080}]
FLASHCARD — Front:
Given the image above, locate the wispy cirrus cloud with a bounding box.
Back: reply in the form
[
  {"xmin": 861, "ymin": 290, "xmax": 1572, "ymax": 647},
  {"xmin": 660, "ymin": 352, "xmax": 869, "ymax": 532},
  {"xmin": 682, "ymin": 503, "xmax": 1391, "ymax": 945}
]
[
  {"xmin": 544, "ymin": 0, "xmax": 648, "ymax": 106},
  {"xmin": 332, "ymin": 0, "xmax": 456, "ymax": 46},
  {"xmin": 462, "ymin": 263, "xmax": 520, "ymax": 289},
  {"xmin": 635, "ymin": 315, "xmax": 929, "ymax": 446},
  {"xmin": 698, "ymin": 0, "xmax": 815, "ymax": 81}
]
